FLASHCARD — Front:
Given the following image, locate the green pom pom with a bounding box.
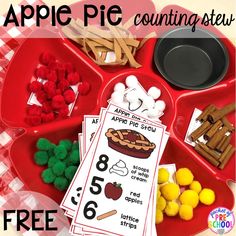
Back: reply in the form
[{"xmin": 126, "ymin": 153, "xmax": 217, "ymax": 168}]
[
  {"xmin": 68, "ymin": 150, "xmax": 80, "ymax": 165},
  {"xmin": 59, "ymin": 139, "xmax": 72, "ymax": 151},
  {"xmin": 71, "ymin": 141, "xmax": 79, "ymax": 151},
  {"xmin": 41, "ymin": 168, "xmax": 56, "ymax": 183},
  {"xmin": 63, "ymin": 158, "xmax": 71, "ymax": 167},
  {"xmin": 52, "ymin": 161, "xmax": 66, "ymax": 176},
  {"xmin": 36, "ymin": 138, "xmax": 53, "ymax": 151},
  {"xmin": 54, "ymin": 177, "xmax": 69, "ymax": 191},
  {"xmin": 47, "ymin": 144, "xmax": 56, "ymax": 157},
  {"xmin": 54, "ymin": 145, "xmax": 67, "ymax": 160},
  {"xmin": 65, "ymin": 166, "xmax": 77, "ymax": 181},
  {"xmin": 34, "ymin": 151, "xmax": 49, "ymax": 166},
  {"xmin": 48, "ymin": 156, "xmax": 57, "ymax": 168}
]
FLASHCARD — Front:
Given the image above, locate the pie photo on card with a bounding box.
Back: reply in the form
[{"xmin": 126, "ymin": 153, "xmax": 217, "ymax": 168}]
[{"xmin": 105, "ymin": 128, "xmax": 156, "ymax": 158}]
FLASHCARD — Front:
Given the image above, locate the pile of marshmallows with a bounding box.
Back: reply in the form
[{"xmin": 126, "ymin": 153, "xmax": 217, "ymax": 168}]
[{"xmin": 110, "ymin": 75, "xmax": 166, "ymax": 121}]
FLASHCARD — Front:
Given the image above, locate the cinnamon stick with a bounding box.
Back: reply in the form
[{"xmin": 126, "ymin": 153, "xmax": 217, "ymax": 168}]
[
  {"xmin": 197, "ymin": 105, "xmax": 216, "ymax": 122},
  {"xmin": 215, "ymin": 135, "xmax": 228, "ymax": 152},
  {"xmin": 219, "ymin": 144, "xmax": 233, "ymax": 162},
  {"xmin": 190, "ymin": 121, "xmax": 212, "ymax": 142},
  {"xmin": 221, "ymin": 117, "xmax": 235, "ymax": 132},
  {"xmin": 195, "ymin": 144, "xmax": 219, "ymax": 167},
  {"xmin": 218, "ymin": 144, "xmax": 235, "ymax": 169},
  {"xmin": 216, "ymin": 135, "xmax": 231, "ymax": 153},
  {"xmin": 198, "ymin": 142, "xmax": 221, "ymax": 160},
  {"xmin": 206, "ymin": 126, "xmax": 228, "ymax": 149},
  {"xmin": 208, "ymin": 103, "xmax": 236, "ymax": 123},
  {"xmin": 204, "ymin": 120, "xmax": 222, "ymax": 140}
]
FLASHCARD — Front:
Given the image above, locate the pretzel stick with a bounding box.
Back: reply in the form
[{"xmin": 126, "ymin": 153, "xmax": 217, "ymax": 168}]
[
  {"xmin": 114, "ymin": 39, "xmax": 122, "ymax": 63},
  {"xmin": 107, "ymin": 25, "xmax": 141, "ymax": 68},
  {"xmin": 97, "ymin": 210, "xmax": 117, "ymax": 220},
  {"xmin": 62, "ymin": 26, "xmax": 83, "ymax": 44}
]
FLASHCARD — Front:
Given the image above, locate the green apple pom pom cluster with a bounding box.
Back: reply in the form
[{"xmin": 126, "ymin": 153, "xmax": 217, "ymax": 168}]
[{"xmin": 34, "ymin": 138, "xmax": 80, "ymax": 191}]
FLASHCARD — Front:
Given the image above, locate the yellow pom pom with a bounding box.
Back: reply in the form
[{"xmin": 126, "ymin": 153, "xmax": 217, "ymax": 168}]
[
  {"xmin": 156, "ymin": 189, "xmax": 161, "ymax": 199},
  {"xmin": 165, "ymin": 201, "xmax": 179, "ymax": 216},
  {"xmin": 189, "ymin": 180, "xmax": 202, "ymax": 194},
  {"xmin": 179, "ymin": 204, "xmax": 193, "ymax": 221},
  {"xmin": 156, "ymin": 209, "xmax": 164, "ymax": 224},
  {"xmin": 179, "ymin": 190, "xmax": 199, "ymax": 208},
  {"xmin": 175, "ymin": 168, "xmax": 194, "ymax": 186},
  {"xmin": 157, "ymin": 196, "xmax": 166, "ymax": 211},
  {"xmin": 161, "ymin": 183, "xmax": 180, "ymax": 201},
  {"xmin": 199, "ymin": 188, "xmax": 215, "ymax": 205},
  {"xmin": 158, "ymin": 168, "xmax": 169, "ymax": 184}
]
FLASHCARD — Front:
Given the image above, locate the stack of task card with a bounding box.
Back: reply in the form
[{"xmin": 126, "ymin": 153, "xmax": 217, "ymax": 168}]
[{"xmin": 60, "ymin": 79, "xmax": 170, "ymax": 236}]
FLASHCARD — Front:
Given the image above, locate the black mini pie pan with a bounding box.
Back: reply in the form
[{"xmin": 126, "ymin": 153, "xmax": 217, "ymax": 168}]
[{"xmin": 154, "ymin": 27, "xmax": 229, "ymax": 90}]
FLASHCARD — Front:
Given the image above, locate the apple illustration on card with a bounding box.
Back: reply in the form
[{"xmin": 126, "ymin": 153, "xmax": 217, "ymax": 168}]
[{"xmin": 104, "ymin": 182, "xmax": 123, "ymax": 200}]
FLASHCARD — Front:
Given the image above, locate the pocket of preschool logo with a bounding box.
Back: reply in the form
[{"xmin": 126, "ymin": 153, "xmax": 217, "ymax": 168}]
[{"xmin": 208, "ymin": 207, "xmax": 235, "ymax": 234}]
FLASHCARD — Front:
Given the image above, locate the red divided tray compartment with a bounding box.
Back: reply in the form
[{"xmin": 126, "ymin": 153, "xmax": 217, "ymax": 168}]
[{"xmin": 0, "ymin": 3, "xmax": 235, "ymax": 236}]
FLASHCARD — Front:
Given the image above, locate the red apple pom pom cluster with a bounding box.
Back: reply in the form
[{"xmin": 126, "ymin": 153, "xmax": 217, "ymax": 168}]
[{"xmin": 26, "ymin": 52, "xmax": 91, "ymax": 126}]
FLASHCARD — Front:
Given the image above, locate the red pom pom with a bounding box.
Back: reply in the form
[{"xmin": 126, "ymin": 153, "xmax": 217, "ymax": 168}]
[
  {"xmin": 41, "ymin": 112, "xmax": 55, "ymax": 123},
  {"xmin": 78, "ymin": 81, "xmax": 91, "ymax": 95},
  {"xmin": 67, "ymin": 72, "xmax": 81, "ymax": 85},
  {"xmin": 42, "ymin": 101, "xmax": 52, "ymax": 113},
  {"xmin": 40, "ymin": 52, "xmax": 55, "ymax": 66},
  {"xmin": 27, "ymin": 105, "xmax": 42, "ymax": 116},
  {"xmin": 57, "ymin": 79, "xmax": 69, "ymax": 92},
  {"xmin": 25, "ymin": 115, "xmax": 42, "ymax": 126},
  {"xmin": 48, "ymin": 61, "xmax": 58, "ymax": 71},
  {"xmin": 56, "ymin": 62, "xmax": 64, "ymax": 69},
  {"xmin": 57, "ymin": 67, "xmax": 66, "ymax": 81},
  {"xmin": 35, "ymin": 66, "xmax": 49, "ymax": 79},
  {"xmin": 43, "ymin": 81, "xmax": 56, "ymax": 98},
  {"xmin": 63, "ymin": 89, "xmax": 76, "ymax": 104},
  {"xmin": 64, "ymin": 63, "xmax": 75, "ymax": 74},
  {"xmin": 58, "ymin": 106, "xmax": 69, "ymax": 118},
  {"xmin": 56, "ymin": 89, "xmax": 62, "ymax": 95},
  {"xmin": 47, "ymin": 70, "xmax": 57, "ymax": 83},
  {"xmin": 51, "ymin": 95, "xmax": 65, "ymax": 110},
  {"xmin": 36, "ymin": 90, "xmax": 47, "ymax": 104},
  {"xmin": 28, "ymin": 81, "xmax": 43, "ymax": 93}
]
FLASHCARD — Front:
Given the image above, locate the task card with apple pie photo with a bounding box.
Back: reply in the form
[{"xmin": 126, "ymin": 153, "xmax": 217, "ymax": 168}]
[{"xmin": 71, "ymin": 103, "xmax": 167, "ymax": 236}]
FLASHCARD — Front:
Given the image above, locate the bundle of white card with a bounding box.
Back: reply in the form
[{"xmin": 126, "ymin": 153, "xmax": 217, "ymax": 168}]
[{"xmin": 60, "ymin": 101, "xmax": 171, "ymax": 236}]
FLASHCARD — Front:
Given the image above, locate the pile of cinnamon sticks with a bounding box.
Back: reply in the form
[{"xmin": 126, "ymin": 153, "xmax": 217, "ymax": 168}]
[{"xmin": 190, "ymin": 103, "xmax": 236, "ymax": 169}]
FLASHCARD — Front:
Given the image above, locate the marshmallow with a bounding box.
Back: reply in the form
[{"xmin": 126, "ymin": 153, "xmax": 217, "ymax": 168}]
[
  {"xmin": 114, "ymin": 82, "xmax": 126, "ymax": 92},
  {"xmin": 125, "ymin": 75, "xmax": 138, "ymax": 88},
  {"xmin": 111, "ymin": 91, "xmax": 123, "ymax": 104},
  {"xmin": 125, "ymin": 90, "xmax": 139, "ymax": 103},
  {"xmin": 148, "ymin": 87, "xmax": 161, "ymax": 100},
  {"xmin": 146, "ymin": 108, "xmax": 158, "ymax": 118},
  {"xmin": 143, "ymin": 95, "xmax": 155, "ymax": 109},
  {"xmin": 155, "ymin": 100, "xmax": 166, "ymax": 111},
  {"xmin": 149, "ymin": 109, "xmax": 164, "ymax": 117}
]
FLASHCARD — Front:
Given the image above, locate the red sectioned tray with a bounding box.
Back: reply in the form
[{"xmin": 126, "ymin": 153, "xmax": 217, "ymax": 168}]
[{"xmin": 1, "ymin": 3, "xmax": 235, "ymax": 236}]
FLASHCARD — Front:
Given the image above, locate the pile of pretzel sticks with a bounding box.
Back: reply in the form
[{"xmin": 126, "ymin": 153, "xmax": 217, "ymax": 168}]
[
  {"xmin": 190, "ymin": 103, "xmax": 235, "ymax": 169},
  {"xmin": 62, "ymin": 18, "xmax": 153, "ymax": 68}
]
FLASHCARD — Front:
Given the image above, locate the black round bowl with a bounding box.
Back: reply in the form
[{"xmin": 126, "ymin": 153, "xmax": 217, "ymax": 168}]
[{"xmin": 154, "ymin": 27, "xmax": 229, "ymax": 90}]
